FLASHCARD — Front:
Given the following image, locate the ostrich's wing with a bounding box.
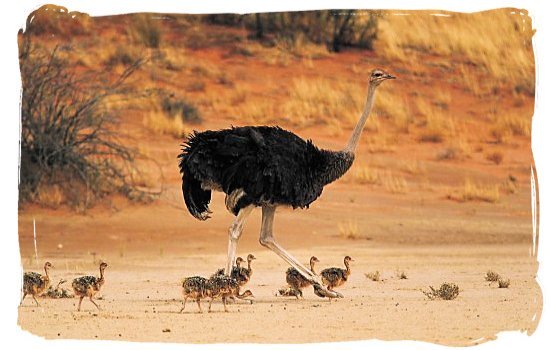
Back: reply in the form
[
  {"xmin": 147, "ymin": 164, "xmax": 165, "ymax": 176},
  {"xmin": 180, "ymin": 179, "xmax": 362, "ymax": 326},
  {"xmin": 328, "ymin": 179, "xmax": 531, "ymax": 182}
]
[
  {"xmin": 23, "ymin": 272, "xmax": 44, "ymax": 287},
  {"xmin": 72, "ymin": 275, "xmax": 98, "ymax": 293},
  {"xmin": 180, "ymin": 126, "xmax": 328, "ymax": 210},
  {"xmin": 320, "ymin": 268, "xmax": 346, "ymax": 283}
]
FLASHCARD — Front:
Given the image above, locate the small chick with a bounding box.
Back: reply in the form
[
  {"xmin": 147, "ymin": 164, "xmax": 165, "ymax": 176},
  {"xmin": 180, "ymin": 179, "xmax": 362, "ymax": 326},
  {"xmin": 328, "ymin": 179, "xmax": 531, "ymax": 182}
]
[
  {"xmin": 180, "ymin": 276, "xmax": 210, "ymax": 313},
  {"xmin": 207, "ymin": 275, "xmax": 254, "ymax": 312},
  {"xmin": 320, "ymin": 256, "xmax": 354, "ymax": 300},
  {"xmin": 72, "ymin": 261, "xmax": 108, "ymax": 311},
  {"xmin": 285, "ymin": 256, "xmax": 319, "ymax": 299},
  {"xmin": 21, "ymin": 262, "xmax": 53, "ymax": 306},
  {"xmin": 212, "ymin": 257, "xmax": 245, "ymax": 279}
]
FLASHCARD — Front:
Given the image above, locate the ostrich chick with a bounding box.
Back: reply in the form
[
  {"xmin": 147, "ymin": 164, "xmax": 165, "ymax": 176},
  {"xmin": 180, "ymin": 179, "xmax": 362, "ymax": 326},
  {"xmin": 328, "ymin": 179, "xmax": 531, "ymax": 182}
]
[
  {"xmin": 72, "ymin": 262, "xmax": 108, "ymax": 311},
  {"xmin": 235, "ymin": 254, "xmax": 256, "ymax": 287},
  {"xmin": 212, "ymin": 256, "xmax": 245, "ymax": 279},
  {"xmin": 207, "ymin": 275, "xmax": 254, "ymax": 313},
  {"xmin": 21, "ymin": 261, "xmax": 53, "ymax": 306},
  {"xmin": 320, "ymin": 256, "xmax": 354, "ymax": 300},
  {"xmin": 285, "ymin": 256, "xmax": 320, "ymax": 299},
  {"xmin": 180, "ymin": 276, "xmax": 210, "ymax": 313}
]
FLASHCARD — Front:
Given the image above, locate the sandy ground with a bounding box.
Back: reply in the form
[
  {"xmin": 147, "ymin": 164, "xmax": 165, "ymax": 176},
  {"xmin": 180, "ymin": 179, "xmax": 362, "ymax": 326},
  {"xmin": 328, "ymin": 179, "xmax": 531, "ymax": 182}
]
[{"xmin": 17, "ymin": 184, "xmax": 542, "ymax": 345}]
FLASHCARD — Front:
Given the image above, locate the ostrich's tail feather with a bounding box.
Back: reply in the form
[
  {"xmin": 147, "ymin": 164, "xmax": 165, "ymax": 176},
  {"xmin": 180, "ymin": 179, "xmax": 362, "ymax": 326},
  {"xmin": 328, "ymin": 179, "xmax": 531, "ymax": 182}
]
[{"xmin": 182, "ymin": 172, "xmax": 212, "ymax": 220}]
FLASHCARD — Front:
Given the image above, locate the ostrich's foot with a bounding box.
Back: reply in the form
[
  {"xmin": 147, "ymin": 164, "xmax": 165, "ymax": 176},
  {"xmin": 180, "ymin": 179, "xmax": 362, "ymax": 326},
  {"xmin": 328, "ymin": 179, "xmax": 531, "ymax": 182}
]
[{"xmin": 313, "ymin": 283, "xmax": 343, "ymax": 299}]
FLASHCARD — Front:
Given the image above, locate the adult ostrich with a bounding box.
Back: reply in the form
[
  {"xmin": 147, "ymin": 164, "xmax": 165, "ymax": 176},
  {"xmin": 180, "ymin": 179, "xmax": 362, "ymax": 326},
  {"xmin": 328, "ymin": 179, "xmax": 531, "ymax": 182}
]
[{"xmin": 178, "ymin": 69, "xmax": 395, "ymax": 298}]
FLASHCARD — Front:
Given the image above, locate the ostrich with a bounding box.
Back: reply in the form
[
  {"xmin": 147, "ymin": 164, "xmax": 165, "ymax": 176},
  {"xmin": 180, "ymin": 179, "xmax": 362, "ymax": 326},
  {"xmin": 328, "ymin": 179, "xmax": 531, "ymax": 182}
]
[
  {"xmin": 178, "ymin": 69, "xmax": 395, "ymax": 298},
  {"xmin": 320, "ymin": 256, "xmax": 354, "ymax": 301},
  {"xmin": 285, "ymin": 256, "xmax": 320, "ymax": 299},
  {"xmin": 20, "ymin": 261, "xmax": 53, "ymax": 306},
  {"xmin": 72, "ymin": 262, "xmax": 108, "ymax": 311}
]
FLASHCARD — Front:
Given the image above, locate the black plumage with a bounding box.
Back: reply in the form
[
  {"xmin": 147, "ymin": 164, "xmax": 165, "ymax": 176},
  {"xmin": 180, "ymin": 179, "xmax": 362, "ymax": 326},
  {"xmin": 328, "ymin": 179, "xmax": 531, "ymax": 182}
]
[{"xmin": 178, "ymin": 126, "xmax": 354, "ymax": 219}]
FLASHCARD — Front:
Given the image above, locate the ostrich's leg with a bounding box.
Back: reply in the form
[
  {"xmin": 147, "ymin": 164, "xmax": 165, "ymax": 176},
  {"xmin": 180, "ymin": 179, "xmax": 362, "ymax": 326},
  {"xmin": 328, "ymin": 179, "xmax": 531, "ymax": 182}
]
[
  {"xmin": 20, "ymin": 292, "xmax": 27, "ymax": 306},
  {"xmin": 197, "ymin": 299, "xmax": 203, "ymax": 313},
  {"xmin": 180, "ymin": 296, "xmax": 188, "ymax": 313},
  {"xmin": 77, "ymin": 296, "xmax": 84, "ymax": 311},
  {"xmin": 225, "ymin": 205, "xmax": 254, "ymax": 276},
  {"xmin": 32, "ymin": 294, "xmax": 40, "ymax": 307},
  {"xmin": 90, "ymin": 296, "xmax": 101, "ymax": 310},
  {"xmin": 258, "ymin": 206, "xmax": 343, "ymax": 298}
]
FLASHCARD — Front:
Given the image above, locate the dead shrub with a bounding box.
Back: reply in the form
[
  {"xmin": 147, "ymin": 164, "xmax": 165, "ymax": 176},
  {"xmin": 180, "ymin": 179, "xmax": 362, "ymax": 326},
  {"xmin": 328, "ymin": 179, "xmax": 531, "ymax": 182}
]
[
  {"xmin": 19, "ymin": 41, "xmax": 147, "ymax": 208},
  {"xmin": 485, "ymin": 270, "xmax": 501, "ymax": 282},
  {"xmin": 365, "ymin": 271, "xmax": 381, "ymax": 282},
  {"xmin": 423, "ymin": 282, "xmax": 459, "ymax": 300}
]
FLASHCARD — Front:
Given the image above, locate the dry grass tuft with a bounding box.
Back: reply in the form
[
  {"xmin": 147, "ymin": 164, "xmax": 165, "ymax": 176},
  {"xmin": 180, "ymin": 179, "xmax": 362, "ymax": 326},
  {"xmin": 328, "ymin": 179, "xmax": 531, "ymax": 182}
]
[
  {"xmin": 365, "ymin": 271, "xmax": 381, "ymax": 282},
  {"xmin": 338, "ymin": 220, "xmax": 360, "ymax": 240},
  {"xmin": 448, "ymin": 178, "xmax": 500, "ymax": 203},
  {"xmin": 354, "ymin": 165, "xmax": 380, "ymax": 185},
  {"xmin": 128, "ymin": 13, "xmax": 162, "ymax": 48},
  {"xmin": 415, "ymin": 98, "xmax": 454, "ymax": 143},
  {"xmin": 142, "ymin": 110, "xmax": 188, "ymax": 138},
  {"xmin": 374, "ymin": 88, "xmax": 412, "ymax": 133},
  {"xmin": 400, "ymin": 160, "xmax": 426, "ymax": 175},
  {"xmin": 485, "ymin": 270, "xmax": 501, "ymax": 282},
  {"xmin": 376, "ymin": 9, "xmax": 535, "ymax": 93},
  {"xmin": 423, "ymin": 282, "xmax": 460, "ymax": 300},
  {"xmin": 382, "ymin": 171, "xmax": 408, "ymax": 194},
  {"xmin": 283, "ymin": 77, "xmax": 364, "ymax": 127},
  {"xmin": 396, "ymin": 270, "xmax": 408, "ymax": 280},
  {"xmin": 36, "ymin": 184, "xmax": 65, "ymax": 208},
  {"xmin": 498, "ymin": 278, "xmax": 511, "ymax": 288}
]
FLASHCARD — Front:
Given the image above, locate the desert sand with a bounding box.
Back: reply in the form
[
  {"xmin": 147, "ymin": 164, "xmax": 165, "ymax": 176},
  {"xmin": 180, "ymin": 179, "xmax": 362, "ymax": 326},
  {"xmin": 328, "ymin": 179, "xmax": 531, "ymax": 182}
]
[{"xmin": 17, "ymin": 183, "xmax": 541, "ymax": 345}]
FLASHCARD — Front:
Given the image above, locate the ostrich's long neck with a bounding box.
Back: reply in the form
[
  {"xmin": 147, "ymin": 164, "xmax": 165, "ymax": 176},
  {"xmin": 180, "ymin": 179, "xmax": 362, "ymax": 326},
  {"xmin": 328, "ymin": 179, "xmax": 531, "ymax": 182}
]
[
  {"xmin": 44, "ymin": 266, "xmax": 50, "ymax": 280},
  {"xmin": 315, "ymin": 83, "xmax": 378, "ymax": 185},
  {"xmin": 247, "ymin": 259, "xmax": 252, "ymax": 272},
  {"xmin": 99, "ymin": 267, "xmax": 105, "ymax": 280},
  {"xmin": 344, "ymin": 83, "xmax": 377, "ymax": 154},
  {"xmin": 344, "ymin": 260, "xmax": 351, "ymax": 276},
  {"xmin": 310, "ymin": 260, "xmax": 317, "ymax": 274}
]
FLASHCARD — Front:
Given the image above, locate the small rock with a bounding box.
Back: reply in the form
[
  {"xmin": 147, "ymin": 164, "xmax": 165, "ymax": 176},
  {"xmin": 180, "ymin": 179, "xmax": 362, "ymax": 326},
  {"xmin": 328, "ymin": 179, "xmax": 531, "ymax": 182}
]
[{"xmin": 162, "ymin": 328, "xmax": 171, "ymax": 333}]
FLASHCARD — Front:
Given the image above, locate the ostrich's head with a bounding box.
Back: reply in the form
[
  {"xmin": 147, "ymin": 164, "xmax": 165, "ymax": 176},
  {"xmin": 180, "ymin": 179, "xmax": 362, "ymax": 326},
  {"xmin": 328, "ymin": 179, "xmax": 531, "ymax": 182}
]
[
  {"xmin": 44, "ymin": 261, "xmax": 53, "ymax": 270},
  {"xmin": 369, "ymin": 69, "xmax": 396, "ymax": 87},
  {"xmin": 310, "ymin": 256, "xmax": 320, "ymax": 264},
  {"xmin": 246, "ymin": 254, "xmax": 256, "ymax": 262},
  {"xmin": 235, "ymin": 257, "xmax": 245, "ymax": 267},
  {"xmin": 99, "ymin": 261, "xmax": 108, "ymax": 270},
  {"xmin": 344, "ymin": 256, "xmax": 354, "ymax": 264}
]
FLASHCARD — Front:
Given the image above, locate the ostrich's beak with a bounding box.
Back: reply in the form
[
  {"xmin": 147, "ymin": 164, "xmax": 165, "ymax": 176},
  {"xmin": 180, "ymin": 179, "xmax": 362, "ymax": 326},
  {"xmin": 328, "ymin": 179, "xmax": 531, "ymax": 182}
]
[{"xmin": 384, "ymin": 74, "xmax": 396, "ymax": 80}]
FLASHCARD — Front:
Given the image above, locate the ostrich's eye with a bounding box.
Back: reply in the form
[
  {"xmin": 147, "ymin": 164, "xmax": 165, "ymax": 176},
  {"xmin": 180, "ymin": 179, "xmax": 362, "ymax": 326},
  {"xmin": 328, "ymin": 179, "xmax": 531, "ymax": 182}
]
[{"xmin": 374, "ymin": 72, "xmax": 382, "ymax": 77}]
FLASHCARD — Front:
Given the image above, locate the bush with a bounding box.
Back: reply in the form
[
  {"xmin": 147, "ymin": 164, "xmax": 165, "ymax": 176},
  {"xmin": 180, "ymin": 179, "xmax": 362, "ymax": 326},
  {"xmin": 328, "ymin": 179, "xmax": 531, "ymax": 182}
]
[
  {"xmin": 19, "ymin": 41, "xmax": 146, "ymax": 208},
  {"xmin": 423, "ymin": 282, "xmax": 460, "ymax": 300},
  {"xmin": 129, "ymin": 13, "xmax": 162, "ymax": 48},
  {"xmin": 161, "ymin": 95, "xmax": 202, "ymax": 124},
  {"xmin": 206, "ymin": 11, "xmax": 379, "ymax": 52}
]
